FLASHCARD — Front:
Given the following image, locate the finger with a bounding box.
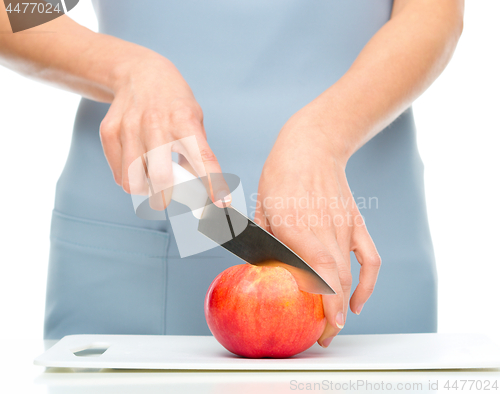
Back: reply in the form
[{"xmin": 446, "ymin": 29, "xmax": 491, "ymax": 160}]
[
  {"xmin": 172, "ymin": 135, "xmax": 211, "ymax": 200},
  {"xmin": 313, "ymin": 232, "xmax": 351, "ymax": 347},
  {"xmin": 144, "ymin": 142, "xmax": 173, "ymax": 211},
  {"xmin": 271, "ymin": 223, "xmax": 345, "ymax": 346},
  {"xmin": 196, "ymin": 138, "xmax": 231, "ymax": 208},
  {"xmin": 100, "ymin": 109, "xmax": 123, "ymax": 187},
  {"xmin": 303, "ymin": 206, "xmax": 353, "ymax": 347},
  {"xmin": 178, "ymin": 153, "xmax": 197, "ymax": 176},
  {"xmin": 312, "ymin": 216, "xmax": 353, "ymax": 295},
  {"xmin": 173, "ymin": 136, "xmax": 207, "ymax": 179},
  {"xmin": 120, "ymin": 112, "xmax": 153, "ymax": 197},
  {"xmin": 334, "ymin": 226, "xmax": 353, "ymax": 328},
  {"xmin": 349, "ymin": 217, "xmax": 382, "ymax": 315},
  {"xmin": 172, "ymin": 134, "xmax": 231, "ymax": 209}
]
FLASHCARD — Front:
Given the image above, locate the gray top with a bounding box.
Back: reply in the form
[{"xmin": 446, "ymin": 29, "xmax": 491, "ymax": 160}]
[
  {"xmin": 62, "ymin": 0, "xmax": 435, "ymax": 262},
  {"xmin": 44, "ymin": 0, "xmax": 437, "ymax": 339}
]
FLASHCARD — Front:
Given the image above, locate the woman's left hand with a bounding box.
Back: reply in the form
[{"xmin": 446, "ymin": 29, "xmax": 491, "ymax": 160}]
[{"xmin": 253, "ymin": 102, "xmax": 381, "ymax": 348}]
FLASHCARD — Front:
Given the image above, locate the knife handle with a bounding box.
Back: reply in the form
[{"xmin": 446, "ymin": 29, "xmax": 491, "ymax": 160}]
[{"xmin": 171, "ymin": 161, "xmax": 208, "ymax": 220}]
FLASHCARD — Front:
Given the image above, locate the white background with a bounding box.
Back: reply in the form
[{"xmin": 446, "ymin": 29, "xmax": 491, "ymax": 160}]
[{"xmin": 0, "ymin": 1, "xmax": 498, "ymax": 344}]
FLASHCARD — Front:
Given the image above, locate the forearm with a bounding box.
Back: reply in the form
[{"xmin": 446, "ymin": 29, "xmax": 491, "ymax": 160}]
[
  {"xmin": 0, "ymin": 5, "xmax": 162, "ymax": 102},
  {"xmin": 308, "ymin": 0, "xmax": 464, "ymax": 164}
]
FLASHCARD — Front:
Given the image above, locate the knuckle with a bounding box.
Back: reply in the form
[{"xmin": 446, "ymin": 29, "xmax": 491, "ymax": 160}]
[
  {"xmin": 366, "ymin": 253, "xmax": 382, "ymax": 268},
  {"xmin": 363, "ymin": 282, "xmax": 376, "ymax": 295},
  {"xmin": 313, "ymin": 249, "xmax": 336, "ymax": 268},
  {"xmin": 338, "ymin": 270, "xmax": 353, "ymax": 288},
  {"xmin": 121, "ymin": 112, "xmax": 140, "ymax": 128},
  {"xmin": 100, "ymin": 118, "xmax": 120, "ymax": 140},
  {"xmin": 274, "ymin": 221, "xmax": 303, "ymax": 237},
  {"xmin": 170, "ymin": 104, "xmax": 201, "ymax": 125},
  {"xmin": 141, "ymin": 109, "xmax": 164, "ymax": 129},
  {"xmin": 352, "ymin": 212, "xmax": 367, "ymax": 228},
  {"xmin": 200, "ymin": 148, "xmax": 218, "ymax": 163},
  {"xmin": 120, "ymin": 116, "xmax": 141, "ymax": 139}
]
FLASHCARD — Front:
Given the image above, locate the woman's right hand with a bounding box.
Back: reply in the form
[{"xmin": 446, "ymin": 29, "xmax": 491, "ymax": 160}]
[
  {"xmin": 100, "ymin": 51, "xmax": 230, "ymax": 210},
  {"xmin": 0, "ymin": 6, "xmax": 228, "ymax": 210}
]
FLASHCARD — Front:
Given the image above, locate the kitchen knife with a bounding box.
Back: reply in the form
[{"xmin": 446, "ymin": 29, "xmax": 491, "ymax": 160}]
[{"xmin": 155, "ymin": 161, "xmax": 336, "ymax": 295}]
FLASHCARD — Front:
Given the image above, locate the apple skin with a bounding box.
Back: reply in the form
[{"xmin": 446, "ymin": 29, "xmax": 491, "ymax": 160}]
[{"xmin": 204, "ymin": 263, "xmax": 326, "ymax": 358}]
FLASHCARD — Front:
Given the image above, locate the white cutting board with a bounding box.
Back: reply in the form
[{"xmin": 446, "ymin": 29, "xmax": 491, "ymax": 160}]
[{"xmin": 34, "ymin": 333, "xmax": 500, "ymax": 371}]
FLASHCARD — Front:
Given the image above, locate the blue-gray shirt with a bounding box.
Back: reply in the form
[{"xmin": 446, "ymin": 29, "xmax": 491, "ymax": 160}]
[{"xmin": 44, "ymin": 0, "xmax": 437, "ymax": 338}]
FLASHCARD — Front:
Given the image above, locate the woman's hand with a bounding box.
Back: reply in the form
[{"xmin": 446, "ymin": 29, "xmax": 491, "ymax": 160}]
[
  {"xmin": 100, "ymin": 51, "xmax": 230, "ymax": 210},
  {"xmin": 253, "ymin": 102, "xmax": 381, "ymax": 348},
  {"xmin": 0, "ymin": 7, "xmax": 230, "ymax": 208}
]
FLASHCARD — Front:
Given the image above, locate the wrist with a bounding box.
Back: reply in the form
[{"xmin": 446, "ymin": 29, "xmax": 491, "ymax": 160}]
[
  {"xmin": 289, "ymin": 101, "xmax": 355, "ymax": 167},
  {"xmin": 109, "ymin": 44, "xmax": 169, "ymax": 94}
]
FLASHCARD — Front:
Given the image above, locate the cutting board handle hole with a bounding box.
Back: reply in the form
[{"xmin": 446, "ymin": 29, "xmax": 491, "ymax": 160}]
[{"xmin": 72, "ymin": 343, "xmax": 110, "ymax": 358}]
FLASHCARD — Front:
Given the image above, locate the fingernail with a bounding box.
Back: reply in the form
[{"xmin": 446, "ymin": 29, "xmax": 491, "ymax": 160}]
[
  {"xmin": 216, "ymin": 191, "xmax": 231, "ymax": 204},
  {"xmin": 355, "ymin": 303, "xmax": 364, "ymax": 315},
  {"xmin": 336, "ymin": 312, "xmax": 344, "ymax": 329},
  {"xmin": 320, "ymin": 336, "xmax": 334, "ymax": 348}
]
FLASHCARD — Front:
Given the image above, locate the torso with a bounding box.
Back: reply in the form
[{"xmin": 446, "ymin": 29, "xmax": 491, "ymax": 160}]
[{"xmin": 47, "ymin": 0, "xmax": 438, "ymax": 337}]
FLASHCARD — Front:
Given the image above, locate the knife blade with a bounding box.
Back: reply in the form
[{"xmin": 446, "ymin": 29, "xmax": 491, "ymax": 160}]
[
  {"xmin": 134, "ymin": 160, "xmax": 336, "ymax": 295},
  {"xmin": 197, "ymin": 199, "xmax": 336, "ymax": 295}
]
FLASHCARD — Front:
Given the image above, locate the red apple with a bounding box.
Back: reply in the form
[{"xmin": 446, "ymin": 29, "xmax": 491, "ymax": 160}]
[{"xmin": 204, "ymin": 262, "xmax": 326, "ymax": 358}]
